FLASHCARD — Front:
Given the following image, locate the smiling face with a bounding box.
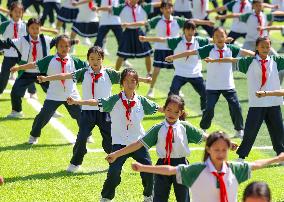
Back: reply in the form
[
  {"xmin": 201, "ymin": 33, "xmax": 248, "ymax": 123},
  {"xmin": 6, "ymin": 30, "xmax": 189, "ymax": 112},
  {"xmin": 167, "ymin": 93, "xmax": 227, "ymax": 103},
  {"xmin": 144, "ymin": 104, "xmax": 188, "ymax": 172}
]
[
  {"xmin": 164, "ymin": 102, "xmax": 183, "ymax": 124},
  {"xmin": 213, "ymin": 28, "xmax": 227, "ymax": 49},
  {"xmin": 88, "ymin": 52, "xmax": 103, "ymax": 72},
  {"xmin": 10, "ymin": 6, "xmax": 23, "ymax": 22},
  {"xmin": 28, "ymin": 23, "xmax": 40, "ymax": 39},
  {"xmin": 56, "ymin": 38, "xmax": 70, "ymax": 58},
  {"xmin": 252, "ymin": 2, "xmax": 263, "ymax": 14},
  {"xmin": 122, "ymin": 72, "xmax": 138, "ymax": 92},
  {"xmin": 206, "ymin": 139, "xmax": 229, "ymax": 165},
  {"xmin": 256, "ymin": 39, "xmax": 270, "ymax": 59},
  {"xmin": 161, "ymin": 5, "xmax": 173, "ymax": 19}
]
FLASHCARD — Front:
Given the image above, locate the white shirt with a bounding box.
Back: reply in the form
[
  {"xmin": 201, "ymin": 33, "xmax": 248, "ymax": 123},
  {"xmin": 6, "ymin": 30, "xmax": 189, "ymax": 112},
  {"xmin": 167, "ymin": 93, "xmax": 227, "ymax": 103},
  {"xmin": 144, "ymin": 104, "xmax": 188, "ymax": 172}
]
[
  {"xmin": 174, "ymin": 0, "xmax": 192, "ymax": 12},
  {"xmin": 191, "ymin": 0, "xmax": 209, "ymax": 19},
  {"xmin": 61, "ymin": 0, "xmax": 77, "ymax": 8},
  {"xmin": 75, "ymin": 2, "xmax": 99, "ymax": 22},
  {"xmin": 272, "ymin": 0, "xmax": 284, "ymax": 11},
  {"xmin": 44, "ymin": 0, "xmax": 61, "ymax": 3},
  {"xmin": 119, "ymin": 4, "xmax": 149, "ymax": 28},
  {"xmin": 99, "ymin": 0, "xmax": 121, "ymax": 25}
]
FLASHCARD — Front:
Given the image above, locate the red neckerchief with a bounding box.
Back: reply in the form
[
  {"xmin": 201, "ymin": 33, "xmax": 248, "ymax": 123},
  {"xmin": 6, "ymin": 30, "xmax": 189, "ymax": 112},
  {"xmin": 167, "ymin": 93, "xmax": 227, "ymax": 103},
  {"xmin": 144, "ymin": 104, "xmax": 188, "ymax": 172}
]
[
  {"xmin": 90, "ymin": 72, "xmax": 102, "ymax": 98},
  {"xmin": 13, "ymin": 23, "xmax": 18, "ymax": 39},
  {"xmin": 89, "ymin": 0, "xmax": 95, "ymax": 10},
  {"xmin": 119, "ymin": 92, "xmax": 136, "ymax": 130},
  {"xmin": 211, "ymin": 172, "xmax": 229, "ymax": 202},
  {"xmin": 259, "ymin": 59, "xmax": 268, "ymax": 89},
  {"xmin": 31, "ymin": 40, "xmax": 39, "ymax": 62},
  {"xmin": 127, "ymin": 3, "xmax": 137, "ymax": 22},
  {"xmin": 164, "ymin": 125, "xmax": 174, "ymax": 165},
  {"xmin": 217, "ymin": 49, "xmax": 224, "ymax": 58},
  {"xmin": 56, "ymin": 57, "xmax": 68, "ymax": 91},
  {"xmin": 239, "ymin": 0, "xmax": 246, "ymax": 13},
  {"xmin": 164, "ymin": 19, "xmax": 172, "ymax": 37},
  {"xmin": 185, "ymin": 42, "xmax": 192, "ymax": 61},
  {"xmin": 256, "ymin": 14, "xmax": 263, "ymax": 36}
]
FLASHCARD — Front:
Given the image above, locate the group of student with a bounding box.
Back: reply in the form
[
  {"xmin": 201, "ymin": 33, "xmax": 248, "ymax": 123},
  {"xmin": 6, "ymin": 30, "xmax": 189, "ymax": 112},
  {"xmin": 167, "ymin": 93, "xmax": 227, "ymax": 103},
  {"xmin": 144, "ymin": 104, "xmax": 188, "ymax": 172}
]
[{"xmin": 0, "ymin": 0, "xmax": 284, "ymax": 202}]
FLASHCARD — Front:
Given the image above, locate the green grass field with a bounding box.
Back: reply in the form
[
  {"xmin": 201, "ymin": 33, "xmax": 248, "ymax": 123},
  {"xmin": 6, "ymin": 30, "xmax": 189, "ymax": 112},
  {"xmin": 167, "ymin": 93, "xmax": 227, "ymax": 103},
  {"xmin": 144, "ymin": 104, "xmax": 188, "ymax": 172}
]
[{"xmin": 0, "ymin": 2, "xmax": 284, "ymax": 202}]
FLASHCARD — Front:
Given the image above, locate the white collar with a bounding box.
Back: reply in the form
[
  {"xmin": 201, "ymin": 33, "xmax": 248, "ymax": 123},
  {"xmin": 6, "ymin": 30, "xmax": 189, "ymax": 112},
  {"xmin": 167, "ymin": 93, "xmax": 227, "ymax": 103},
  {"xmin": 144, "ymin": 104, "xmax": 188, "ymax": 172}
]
[
  {"xmin": 55, "ymin": 53, "xmax": 70, "ymax": 61},
  {"xmin": 254, "ymin": 11, "xmax": 263, "ymax": 16},
  {"xmin": 255, "ymin": 54, "xmax": 270, "ymax": 62},
  {"xmin": 164, "ymin": 119, "xmax": 180, "ymax": 129},
  {"xmin": 182, "ymin": 35, "xmax": 195, "ymax": 44},
  {"xmin": 205, "ymin": 158, "xmax": 228, "ymax": 174},
  {"xmin": 29, "ymin": 35, "xmax": 39, "ymax": 42},
  {"xmin": 11, "ymin": 19, "xmax": 22, "ymax": 24},
  {"xmin": 162, "ymin": 15, "xmax": 174, "ymax": 21},
  {"xmin": 121, "ymin": 91, "xmax": 138, "ymax": 102},
  {"xmin": 214, "ymin": 43, "xmax": 228, "ymax": 51},
  {"xmin": 87, "ymin": 65, "xmax": 103, "ymax": 74}
]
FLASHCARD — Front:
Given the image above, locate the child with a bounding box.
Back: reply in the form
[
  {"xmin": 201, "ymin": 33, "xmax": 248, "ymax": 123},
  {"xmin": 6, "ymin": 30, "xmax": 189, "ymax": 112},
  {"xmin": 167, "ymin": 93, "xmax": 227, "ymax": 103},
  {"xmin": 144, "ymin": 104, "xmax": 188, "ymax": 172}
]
[
  {"xmin": 105, "ymin": 95, "xmax": 208, "ymax": 202},
  {"xmin": 10, "ymin": 35, "xmax": 89, "ymax": 145},
  {"xmin": 243, "ymin": 182, "xmax": 271, "ymax": 202},
  {"xmin": 37, "ymin": 46, "xmax": 151, "ymax": 171},
  {"xmin": 165, "ymin": 27, "xmax": 255, "ymax": 138},
  {"xmin": 122, "ymin": 1, "xmax": 214, "ymax": 98},
  {"xmin": 173, "ymin": 0, "xmax": 192, "ymax": 19},
  {"xmin": 40, "ymin": 0, "xmax": 61, "ymax": 26},
  {"xmin": 131, "ymin": 131, "xmax": 284, "ymax": 202},
  {"xmin": 204, "ymin": 36, "xmax": 284, "ymax": 160},
  {"xmin": 71, "ymin": 0, "xmax": 99, "ymax": 47},
  {"xmin": 0, "ymin": 18, "xmax": 65, "ymax": 118},
  {"xmin": 66, "ymin": 68, "xmax": 163, "ymax": 202}
]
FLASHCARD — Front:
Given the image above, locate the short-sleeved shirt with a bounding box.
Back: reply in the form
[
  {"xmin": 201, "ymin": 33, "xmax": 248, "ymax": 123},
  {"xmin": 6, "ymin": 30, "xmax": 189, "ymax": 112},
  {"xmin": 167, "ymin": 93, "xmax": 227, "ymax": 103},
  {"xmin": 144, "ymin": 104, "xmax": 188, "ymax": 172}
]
[
  {"xmin": 191, "ymin": 0, "xmax": 209, "ymax": 19},
  {"xmin": 174, "ymin": 0, "xmax": 192, "ymax": 12},
  {"xmin": 140, "ymin": 120, "xmax": 204, "ymax": 158},
  {"xmin": 36, "ymin": 54, "xmax": 87, "ymax": 101},
  {"xmin": 272, "ymin": 0, "xmax": 284, "ymax": 12},
  {"xmin": 239, "ymin": 12, "xmax": 273, "ymax": 41},
  {"xmin": 167, "ymin": 35, "xmax": 209, "ymax": 78},
  {"xmin": 225, "ymin": 0, "xmax": 252, "ymax": 33},
  {"xmin": 0, "ymin": 20, "xmax": 26, "ymax": 57},
  {"xmin": 147, "ymin": 15, "xmax": 185, "ymax": 50},
  {"xmin": 112, "ymin": 3, "xmax": 152, "ymax": 28},
  {"xmin": 97, "ymin": 0, "xmax": 123, "ymax": 25},
  {"xmin": 75, "ymin": 2, "xmax": 99, "ymax": 22},
  {"xmin": 198, "ymin": 44, "xmax": 240, "ymax": 90},
  {"xmin": 98, "ymin": 91, "xmax": 159, "ymax": 145},
  {"xmin": 176, "ymin": 158, "xmax": 251, "ymax": 202},
  {"xmin": 72, "ymin": 67, "xmax": 120, "ymax": 110},
  {"xmin": 61, "ymin": 0, "xmax": 77, "ymax": 8},
  {"xmin": 237, "ymin": 55, "xmax": 284, "ymax": 107}
]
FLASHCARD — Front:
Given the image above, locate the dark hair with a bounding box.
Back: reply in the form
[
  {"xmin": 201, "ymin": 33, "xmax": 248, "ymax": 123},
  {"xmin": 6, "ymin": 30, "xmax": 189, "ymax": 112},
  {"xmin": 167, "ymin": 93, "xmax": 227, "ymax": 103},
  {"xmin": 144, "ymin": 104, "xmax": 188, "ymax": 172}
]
[
  {"xmin": 9, "ymin": 1, "xmax": 24, "ymax": 18},
  {"xmin": 160, "ymin": 1, "xmax": 173, "ymax": 8},
  {"xmin": 164, "ymin": 95, "xmax": 187, "ymax": 121},
  {"xmin": 27, "ymin": 18, "xmax": 41, "ymax": 28},
  {"xmin": 203, "ymin": 131, "xmax": 231, "ymax": 162},
  {"xmin": 183, "ymin": 20, "xmax": 196, "ymax": 31},
  {"xmin": 243, "ymin": 182, "xmax": 271, "ymax": 202},
  {"xmin": 252, "ymin": 0, "xmax": 263, "ymax": 5},
  {"xmin": 213, "ymin": 27, "xmax": 227, "ymax": 37},
  {"xmin": 120, "ymin": 68, "xmax": 139, "ymax": 88},
  {"xmin": 255, "ymin": 36, "xmax": 271, "ymax": 56},
  {"xmin": 55, "ymin": 34, "xmax": 70, "ymax": 48},
  {"xmin": 87, "ymin": 46, "xmax": 104, "ymax": 60}
]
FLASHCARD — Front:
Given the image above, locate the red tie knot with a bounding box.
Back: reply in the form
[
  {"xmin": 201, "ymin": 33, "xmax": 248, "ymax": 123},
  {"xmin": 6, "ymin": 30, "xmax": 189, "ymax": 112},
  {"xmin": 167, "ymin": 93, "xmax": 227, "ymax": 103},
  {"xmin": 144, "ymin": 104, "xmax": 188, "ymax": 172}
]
[
  {"xmin": 260, "ymin": 59, "xmax": 268, "ymax": 64},
  {"xmin": 31, "ymin": 40, "xmax": 39, "ymax": 45},
  {"xmin": 217, "ymin": 49, "xmax": 224, "ymax": 58},
  {"xmin": 56, "ymin": 57, "xmax": 68, "ymax": 63},
  {"xmin": 186, "ymin": 42, "xmax": 192, "ymax": 50}
]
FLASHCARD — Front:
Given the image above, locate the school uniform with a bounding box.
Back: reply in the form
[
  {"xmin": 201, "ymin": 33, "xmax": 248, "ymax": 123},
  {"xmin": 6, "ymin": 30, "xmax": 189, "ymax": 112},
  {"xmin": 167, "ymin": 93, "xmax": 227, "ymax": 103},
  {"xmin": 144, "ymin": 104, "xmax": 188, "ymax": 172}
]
[
  {"xmin": 0, "ymin": 20, "xmax": 26, "ymax": 94},
  {"xmin": 99, "ymin": 91, "xmax": 159, "ymax": 200},
  {"xmin": 72, "ymin": 1, "xmax": 99, "ymax": 38},
  {"xmin": 176, "ymin": 158, "xmax": 251, "ymax": 202},
  {"xmin": 239, "ymin": 12, "xmax": 273, "ymax": 51},
  {"xmin": 147, "ymin": 15, "xmax": 185, "ymax": 69},
  {"xmin": 94, "ymin": 0, "xmax": 123, "ymax": 48},
  {"xmin": 197, "ymin": 44, "xmax": 244, "ymax": 131},
  {"xmin": 57, "ymin": 0, "xmax": 79, "ymax": 23},
  {"xmin": 0, "ymin": 12, "xmax": 8, "ymax": 23},
  {"xmin": 173, "ymin": 0, "xmax": 193, "ymax": 19},
  {"xmin": 145, "ymin": 0, "xmax": 162, "ymax": 19},
  {"xmin": 113, "ymin": 3, "xmax": 153, "ymax": 58},
  {"xmin": 29, "ymin": 54, "xmax": 87, "ymax": 138},
  {"xmin": 236, "ymin": 55, "xmax": 284, "ymax": 158},
  {"xmin": 41, "ymin": 0, "xmax": 61, "ymax": 25},
  {"xmin": 22, "ymin": 0, "xmax": 42, "ymax": 15},
  {"xmin": 225, "ymin": 0, "xmax": 252, "ymax": 43},
  {"xmin": 69, "ymin": 67, "xmax": 121, "ymax": 165},
  {"xmin": 140, "ymin": 120, "xmax": 204, "ymax": 202},
  {"xmin": 167, "ymin": 36, "xmax": 209, "ymax": 111}
]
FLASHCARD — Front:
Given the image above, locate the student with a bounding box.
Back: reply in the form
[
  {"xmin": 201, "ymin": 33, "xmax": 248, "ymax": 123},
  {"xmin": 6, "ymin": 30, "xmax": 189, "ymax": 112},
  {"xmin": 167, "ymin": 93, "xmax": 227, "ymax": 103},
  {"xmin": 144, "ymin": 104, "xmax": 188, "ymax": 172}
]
[
  {"xmin": 40, "ymin": 0, "xmax": 61, "ymax": 26},
  {"xmin": 173, "ymin": 0, "xmax": 192, "ymax": 19},
  {"xmin": 0, "ymin": 18, "xmax": 64, "ymax": 118},
  {"xmin": 165, "ymin": 27, "xmax": 255, "ymax": 138},
  {"xmin": 10, "ymin": 35, "xmax": 89, "ymax": 145},
  {"xmin": 105, "ymin": 95, "xmax": 208, "ymax": 202},
  {"xmin": 37, "ymin": 46, "xmax": 151, "ymax": 171},
  {"xmin": 131, "ymin": 131, "xmax": 284, "ymax": 202},
  {"xmin": 204, "ymin": 36, "xmax": 284, "ymax": 161},
  {"xmin": 66, "ymin": 68, "xmax": 163, "ymax": 202},
  {"xmin": 243, "ymin": 181, "xmax": 271, "ymax": 202}
]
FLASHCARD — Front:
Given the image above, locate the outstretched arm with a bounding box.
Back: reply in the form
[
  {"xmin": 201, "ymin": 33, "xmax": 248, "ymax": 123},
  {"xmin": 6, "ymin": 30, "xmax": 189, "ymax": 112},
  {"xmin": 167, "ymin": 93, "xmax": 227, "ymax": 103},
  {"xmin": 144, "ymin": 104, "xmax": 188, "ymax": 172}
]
[
  {"xmin": 10, "ymin": 62, "xmax": 36, "ymax": 73},
  {"xmin": 165, "ymin": 50, "xmax": 198, "ymax": 62},
  {"xmin": 204, "ymin": 57, "xmax": 238, "ymax": 63},
  {"xmin": 0, "ymin": 6, "xmax": 9, "ymax": 14},
  {"xmin": 256, "ymin": 89, "xmax": 284, "ymax": 97},
  {"xmin": 207, "ymin": 6, "xmax": 227, "ymax": 14},
  {"xmin": 216, "ymin": 13, "xmax": 241, "ymax": 20},
  {"xmin": 191, "ymin": 19, "xmax": 215, "ymax": 27},
  {"xmin": 41, "ymin": 27, "xmax": 59, "ymax": 35},
  {"xmin": 132, "ymin": 162, "xmax": 177, "ymax": 175},
  {"xmin": 66, "ymin": 96, "xmax": 99, "ymax": 106},
  {"xmin": 122, "ymin": 21, "xmax": 147, "ymax": 28},
  {"xmin": 37, "ymin": 73, "xmax": 72, "ymax": 83},
  {"xmin": 139, "ymin": 36, "xmax": 166, "ymax": 43},
  {"xmin": 258, "ymin": 25, "xmax": 283, "ymax": 31},
  {"xmin": 240, "ymin": 49, "xmax": 255, "ymax": 57},
  {"xmin": 251, "ymin": 152, "xmax": 284, "ymax": 170}
]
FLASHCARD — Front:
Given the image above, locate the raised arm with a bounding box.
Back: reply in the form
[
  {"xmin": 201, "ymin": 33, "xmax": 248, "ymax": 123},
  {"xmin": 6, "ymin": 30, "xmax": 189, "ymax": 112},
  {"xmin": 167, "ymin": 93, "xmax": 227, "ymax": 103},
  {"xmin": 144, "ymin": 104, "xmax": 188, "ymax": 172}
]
[
  {"xmin": 37, "ymin": 73, "xmax": 72, "ymax": 83},
  {"xmin": 132, "ymin": 162, "xmax": 177, "ymax": 175},
  {"xmin": 10, "ymin": 62, "xmax": 36, "ymax": 73},
  {"xmin": 66, "ymin": 96, "xmax": 99, "ymax": 106},
  {"xmin": 256, "ymin": 89, "xmax": 284, "ymax": 97},
  {"xmin": 251, "ymin": 152, "xmax": 284, "ymax": 170},
  {"xmin": 139, "ymin": 36, "xmax": 166, "ymax": 43},
  {"xmin": 165, "ymin": 50, "xmax": 198, "ymax": 62}
]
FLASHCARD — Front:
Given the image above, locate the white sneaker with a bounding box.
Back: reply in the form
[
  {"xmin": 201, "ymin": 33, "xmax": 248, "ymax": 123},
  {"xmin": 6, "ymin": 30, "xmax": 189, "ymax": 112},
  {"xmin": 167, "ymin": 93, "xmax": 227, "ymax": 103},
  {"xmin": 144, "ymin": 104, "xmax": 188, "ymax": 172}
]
[
  {"xmin": 66, "ymin": 164, "xmax": 81, "ymax": 173},
  {"xmin": 143, "ymin": 195, "xmax": 153, "ymax": 202},
  {"xmin": 146, "ymin": 88, "xmax": 154, "ymax": 99},
  {"xmin": 82, "ymin": 37, "xmax": 92, "ymax": 46},
  {"xmin": 123, "ymin": 60, "xmax": 133, "ymax": 68},
  {"xmin": 30, "ymin": 93, "xmax": 38, "ymax": 100},
  {"xmin": 52, "ymin": 111, "xmax": 63, "ymax": 118},
  {"xmin": 28, "ymin": 136, "xmax": 39, "ymax": 144},
  {"xmin": 234, "ymin": 130, "xmax": 244, "ymax": 139},
  {"xmin": 179, "ymin": 90, "xmax": 184, "ymax": 98},
  {"xmin": 100, "ymin": 198, "xmax": 112, "ymax": 202},
  {"xmin": 87, "ymin": 136, "xmax": 94, "ymax": 143},
  {"xmin": 235, "ymin": 158, "xmax": 244, "ymax": 163},
  {"xmin": 6, "ymin": 111, "xmax": 24, "ymax": 118}
]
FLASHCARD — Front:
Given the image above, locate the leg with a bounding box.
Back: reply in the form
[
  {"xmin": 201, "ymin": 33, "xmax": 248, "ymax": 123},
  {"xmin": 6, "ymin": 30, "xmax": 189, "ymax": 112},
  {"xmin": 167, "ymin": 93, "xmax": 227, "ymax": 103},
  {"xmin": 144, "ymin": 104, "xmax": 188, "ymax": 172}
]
[
  {"xmin": 173, "ymin": 176, "xmax": 190, "ymax": 202},
  {"xmin": 189, "ymin": 77, "xmax": 207, "ymax": 111},
  {"xmin": 111, "ymin": 25, "xmax": 123, "ymax": 47},
  {"xmin": 145, "ymin": 56, "xmax": 152, "ymax": 75},
  {"xmin": 222, "ymin": 89, "xmax": 243, "ymax": 131},
  {"xmin": 27, "ymin": 83, "xmax": 36, "ymax": 94},
  {"xmin": 115, "ymin": 57, "xmax": 124, "ymax": 71},
  {"xmin": 70, "ymin": 110, "xmax": 96, "ymax": 166},
  {"xmin": 149, "ymin": 67, "xmax": 160, "ymax": 89},
  {"xmin": 97, "ymin": 112, "xmax": 112, "ymax": 154},
  {"xmin": 0, "ymin": 57, "xmax": 18, "ymax": 94},
  {"xmin": 64, "ymin": 102, "xmax": 81, "ymax": 125},
  {"xmin": 264, "ymin": 106, "xmax": 284, "ymax": 155},
  {"xmin": 236, "ymin": 107, "xmax": 265, "ymax": 158},
  {"xmin": 94, "ymin": 25, "xmax": 111, "ymax": 48},
  {"xmin": 168, "ymin": 75, "xmax": 187, "ymax": 96},
  {"xmin": 101, "ymin": 144, "xmax": 129, "ymax": 200},
  {"xmin": 30, "ymin": 100, "xmax": 62, "ymax": 137},
  {"xmin": 200, "ymin": 90, "xmax": 221, "ymax": 130},
  {"xmin": 40, "ymin": 2, "xmax": 52, "ymax": 25}
]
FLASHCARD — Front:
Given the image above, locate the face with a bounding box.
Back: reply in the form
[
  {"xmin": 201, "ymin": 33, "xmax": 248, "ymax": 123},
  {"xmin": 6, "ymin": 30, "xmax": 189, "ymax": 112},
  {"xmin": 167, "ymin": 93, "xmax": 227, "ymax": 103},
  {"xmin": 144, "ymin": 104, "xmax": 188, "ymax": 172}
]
[
  {"xmin": 256, "ymin": 40, "xmax": 270, "ymax": 58},
  {"xmin": 253, "ymin": 2, "xmax": 262, "ymax": 13},
  {"xmin": 122, "ymin": 72, "xmax": 138, "ymax": 92},
  {"xmin": 213, "ymin": 29, "xmax": 227, "ymax": 48},
  {"xmin": 164, "ymin": 102, "xmax": 182, "ymax": 124},
  {"xmin": 161, "ymin": 5, "xmax": 173, "ymax": 18},
  {"xmin": 206, "ymin": 139, "xmax": 229, "ymax": 164},
  {"xmin": 28, "ymin": 23, "xmax": 40, "ymax": 38},
  {"xmin": 245, "ymin": 197, "xmax": 269, "ymax": 202},
  {"xmin": 184, "ymin": 28, "xmax": 195, "ymax": 39},
  {"xmin": 129, "ymin": 0, "xmax": 139, "ymax": 5},
  {"xmin": 10, "ymin": 6, "xmax": 23, "ymax": 21},
  {"xmin": 88, "ymin": 52, "xmax": 103, "ymax": 71},
  {"xmin": 56, "ymin": 38, "xmax": 70, "ymax": 57}
]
